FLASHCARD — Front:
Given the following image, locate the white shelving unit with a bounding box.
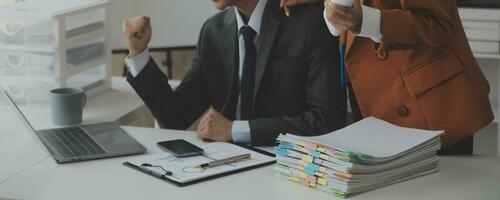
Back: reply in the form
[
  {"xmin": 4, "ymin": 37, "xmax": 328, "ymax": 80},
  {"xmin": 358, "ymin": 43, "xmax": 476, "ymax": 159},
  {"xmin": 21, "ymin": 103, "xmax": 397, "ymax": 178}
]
[
  {"xmin": 460, "ymin": 7, "xmax": 500, "ymax": 156},
  {"xmin": 0, "ymin": 0, "xmax": 112, "ymax": 109}
]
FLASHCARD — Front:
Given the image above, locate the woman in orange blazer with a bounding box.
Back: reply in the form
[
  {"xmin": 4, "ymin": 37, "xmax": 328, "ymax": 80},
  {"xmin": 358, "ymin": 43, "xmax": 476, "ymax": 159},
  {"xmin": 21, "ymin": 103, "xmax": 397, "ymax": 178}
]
[{"xmin": 282, "ymin": 0, "xmax": 493, "ymax": 154}]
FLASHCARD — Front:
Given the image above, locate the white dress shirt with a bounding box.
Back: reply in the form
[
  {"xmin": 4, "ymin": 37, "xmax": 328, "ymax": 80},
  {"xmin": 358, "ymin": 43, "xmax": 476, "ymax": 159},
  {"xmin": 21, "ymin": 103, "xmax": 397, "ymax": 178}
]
[
  {"xmin": 323, "ymin": 5, "xmax": 383, "ymax": 43},
  {"xmin": 124, "ymin": 0, "xmax": 268, "ymax": 144}
]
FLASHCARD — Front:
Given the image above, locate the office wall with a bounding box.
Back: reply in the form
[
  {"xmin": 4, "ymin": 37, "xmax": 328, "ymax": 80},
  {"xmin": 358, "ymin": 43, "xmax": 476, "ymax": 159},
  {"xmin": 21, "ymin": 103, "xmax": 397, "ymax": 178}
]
[{"xmin": 109, "ymin": 0, "xmax": 218, "ymax": 49}]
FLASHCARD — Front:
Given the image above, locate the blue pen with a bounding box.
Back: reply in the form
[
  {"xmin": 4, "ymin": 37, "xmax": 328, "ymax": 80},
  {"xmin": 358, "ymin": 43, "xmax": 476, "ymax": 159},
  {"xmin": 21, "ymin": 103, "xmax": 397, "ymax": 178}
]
[{"xmin": 340, "ymin": 42, "xmax": 347, "ymax": 88}]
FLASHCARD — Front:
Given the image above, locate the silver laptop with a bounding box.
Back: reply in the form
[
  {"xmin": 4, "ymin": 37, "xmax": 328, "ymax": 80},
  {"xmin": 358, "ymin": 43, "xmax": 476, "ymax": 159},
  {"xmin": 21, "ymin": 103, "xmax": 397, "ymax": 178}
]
[{"xmin": 2, "ymin": 90, "xmax": 147, "ymax": 163}]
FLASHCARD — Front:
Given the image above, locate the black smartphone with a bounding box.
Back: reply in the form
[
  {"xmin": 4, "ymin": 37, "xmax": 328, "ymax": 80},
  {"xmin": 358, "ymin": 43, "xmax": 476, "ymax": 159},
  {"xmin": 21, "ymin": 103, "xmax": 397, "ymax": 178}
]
[{"xmin": 157, "ymin": 139, "xmax": 204, "ymax": 157}]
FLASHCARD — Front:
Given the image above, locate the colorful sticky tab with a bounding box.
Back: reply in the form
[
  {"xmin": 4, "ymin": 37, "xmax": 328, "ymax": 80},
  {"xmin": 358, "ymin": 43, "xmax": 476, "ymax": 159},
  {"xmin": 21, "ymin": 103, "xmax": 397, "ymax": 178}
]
[
  {"xmin": 298, "ymin": 171, "xmax": 307, "ymax": 179},
  {"xmin": 315, "ymin": 171, "xmax": 325, "ymax": 177},
  {"xmin": 316, "ymin": 147, "xmax": 326, "ymax": 153},
  {"xmin": 305, "ymin": 142, "xmax": 318, "ymax": 149},
  {"xmin": 298, "ymin": 160, "xmax": 308, "ymax": 167},
  {"xmin": 319, "ymin": 154, "xmax": 330, "ymax": 160},
  {"xmin": 335, "ymin": 172, "xmax": 352, "ymax": 179},
  {"xmin": 278, "ymin": 142, "xmax": 294, "ymax": 149},
  {"xmin": 304, "ymin": 168, "xmax": 316, "ymax": 176},
  {"xmin": 298, "ymin": 179, "xmax": 309, "ymax": 187},
  {"xmin": 297, "ymin": 141, "xmax": 306, "ymax": 147},
  {"xmin": 289, "ymin": 176, "xmax": 300, "ymax": 183},
  {"xmin": 302, "ymin": 155, "xmax": 313, "ymax": 163},
  {"xmin": 309, "ymin": 181, "xmax": 316, "ymax": 187},
  {"xmin": 318, "ymin": 166, "xmax": 327, "ymax": 173},
  {"xmin": 305, "ymin": 163, "xmax": 320, "ymax": 171},
  {"xmin": 274, "ymin": 148, "xmax": 288, "ymax": 156},
  {"xmin": 317, "ymin": 177, "xmax": 328, "ymax": 185},
  {"xmin": 309, "ymin": 150, "xmax": 321, "ymax": 158}
]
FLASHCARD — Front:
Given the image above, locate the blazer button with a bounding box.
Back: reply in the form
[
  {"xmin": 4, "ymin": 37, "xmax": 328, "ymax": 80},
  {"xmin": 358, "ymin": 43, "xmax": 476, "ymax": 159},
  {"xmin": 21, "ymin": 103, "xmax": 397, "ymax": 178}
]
[{"xmin": 397, "ymin": 106, "xmax": 410, "ymax": 117}]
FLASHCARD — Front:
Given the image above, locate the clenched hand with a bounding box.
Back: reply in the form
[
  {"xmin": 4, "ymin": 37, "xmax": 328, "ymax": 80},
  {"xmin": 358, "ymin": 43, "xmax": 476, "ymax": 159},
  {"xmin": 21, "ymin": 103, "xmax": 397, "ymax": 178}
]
[
  {"xmin": 197, "ymin": 108, "xmax": 233, "ymax": 142},
  {"xmin": 122, "ymin": 16, "xmax": 152, "ymax": 58},
  {"xmin": 325, "ymin": 0, "xmax": 363, "ymax": 34}
]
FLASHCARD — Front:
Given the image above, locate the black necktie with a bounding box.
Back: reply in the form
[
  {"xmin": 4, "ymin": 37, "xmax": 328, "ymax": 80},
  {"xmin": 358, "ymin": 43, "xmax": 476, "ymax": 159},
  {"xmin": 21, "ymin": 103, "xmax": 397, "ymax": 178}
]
[{"xmin": 240, "ymin": 25, "xmax": 257, "ymax": 120}]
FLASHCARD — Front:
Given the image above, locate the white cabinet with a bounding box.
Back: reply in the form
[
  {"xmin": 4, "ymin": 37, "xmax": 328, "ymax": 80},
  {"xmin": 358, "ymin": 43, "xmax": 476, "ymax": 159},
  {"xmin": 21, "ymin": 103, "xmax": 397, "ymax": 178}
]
[
  {"xmin": 460, "ymin": 7, "xmax": 500, "ymax": 156},
  {"xmin": 0, "ymin": 0, "xmax": 112, "ymax": 108}
]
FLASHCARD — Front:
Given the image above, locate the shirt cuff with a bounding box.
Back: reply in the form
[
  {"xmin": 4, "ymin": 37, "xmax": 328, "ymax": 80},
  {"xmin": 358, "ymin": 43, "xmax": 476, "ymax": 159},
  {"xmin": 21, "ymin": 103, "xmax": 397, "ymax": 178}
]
[
  {"xmin": 124, "ymin": 49, "xmax": 150, "ymax": 77},
  {"xmin": 231, "ymin": 121, "xmax": 251, "ymax": 144},
  {"xmin": 323, "ymin": 9, "xmax": 340, "ymax": 37},
  {"xmin": 356, "ymin": 5, "xmax": 383, "ymax": 43}
]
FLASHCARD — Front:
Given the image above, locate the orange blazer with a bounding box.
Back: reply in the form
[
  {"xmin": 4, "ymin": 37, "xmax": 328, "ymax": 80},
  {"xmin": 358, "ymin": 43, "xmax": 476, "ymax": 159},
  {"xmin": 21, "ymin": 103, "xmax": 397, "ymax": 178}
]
[{"xmin": 344, "ymin": 0, "xmax": 494, "ymax": 146}]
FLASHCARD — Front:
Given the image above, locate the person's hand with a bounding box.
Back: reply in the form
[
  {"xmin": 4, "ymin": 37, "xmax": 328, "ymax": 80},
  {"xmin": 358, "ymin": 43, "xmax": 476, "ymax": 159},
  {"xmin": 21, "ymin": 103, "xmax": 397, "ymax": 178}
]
[
  {"xmin": 197, "ymin": 108, "xmax": 233, "ymax": 142},
  {"xmin": 122, "ymin": 16, "xmax": 152, "ymax": 58},
  {"xmin": 325, "ymin": 0, "xmax": 363, "ymax": 34}
]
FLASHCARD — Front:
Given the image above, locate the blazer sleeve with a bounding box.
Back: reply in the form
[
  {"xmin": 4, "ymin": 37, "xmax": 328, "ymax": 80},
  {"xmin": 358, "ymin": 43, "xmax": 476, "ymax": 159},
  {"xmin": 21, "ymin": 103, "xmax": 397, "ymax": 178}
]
[
  {"xmin": 379, "ymin": 0, "xmax": 453, "ymax": 48},
  {"xmin": 248, "ymin": 10, "xmax": 347, "ymax": 146},
  {"xmin": 127, "ymin": 23, "xmax": 211, "ymax": 130}
]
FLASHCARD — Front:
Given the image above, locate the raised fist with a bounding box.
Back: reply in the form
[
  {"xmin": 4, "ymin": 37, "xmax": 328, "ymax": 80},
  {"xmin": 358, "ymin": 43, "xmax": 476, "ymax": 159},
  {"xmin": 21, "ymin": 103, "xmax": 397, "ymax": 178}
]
[{"xmin": 122, "ymin": 16, "xmax": 152, "ymax": 57}]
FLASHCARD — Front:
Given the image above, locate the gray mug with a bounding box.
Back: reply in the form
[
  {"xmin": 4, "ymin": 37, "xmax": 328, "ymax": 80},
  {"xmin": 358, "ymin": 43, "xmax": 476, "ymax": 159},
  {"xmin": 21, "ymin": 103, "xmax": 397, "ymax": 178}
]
[{"xmin": 50, "ymin": 88, "xmax": 86, "ymax": 126}]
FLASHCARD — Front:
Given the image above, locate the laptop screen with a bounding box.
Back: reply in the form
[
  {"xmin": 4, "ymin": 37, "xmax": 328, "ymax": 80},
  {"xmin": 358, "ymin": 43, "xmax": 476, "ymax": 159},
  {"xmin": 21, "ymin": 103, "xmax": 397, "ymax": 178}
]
[{"xmin": 2, "ymin": 90, "xmax": 38, "ymax": 134}]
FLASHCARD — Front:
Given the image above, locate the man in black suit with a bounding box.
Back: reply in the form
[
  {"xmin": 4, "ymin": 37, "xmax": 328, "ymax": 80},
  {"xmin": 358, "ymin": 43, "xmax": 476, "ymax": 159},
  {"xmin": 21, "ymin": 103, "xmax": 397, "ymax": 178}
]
[{"xmin": 122, "ymin": 0, "xmax": 346, "ymax": 146}]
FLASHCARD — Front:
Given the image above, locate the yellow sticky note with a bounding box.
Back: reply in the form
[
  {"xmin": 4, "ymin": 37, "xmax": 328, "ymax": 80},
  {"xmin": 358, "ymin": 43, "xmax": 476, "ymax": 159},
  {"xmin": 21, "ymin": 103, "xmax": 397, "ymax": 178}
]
[
  {"xmin": 298, "ymin": 172, "xmax": 307, "ymax": 179},
  {"xmin": 298, "ymin": 141, "xmax": 306, "ymax": 147},
  {"xmin": 317, "ymin": 177, "xmax": 328, "ymax": 185},
  {"xmin": 309, "ymin": 181, "xmax": 316, "ymax": 187},
  {"xmin": 302, "ymin": 155, "xmax": 313, "ymax": 163},
  {"xmin": 290, "ymin": 176, "xmax": 300, "ymax": 183},
  {"xmin": 317, "ymin": 147, "xmax": 326, "ymax": 153}
]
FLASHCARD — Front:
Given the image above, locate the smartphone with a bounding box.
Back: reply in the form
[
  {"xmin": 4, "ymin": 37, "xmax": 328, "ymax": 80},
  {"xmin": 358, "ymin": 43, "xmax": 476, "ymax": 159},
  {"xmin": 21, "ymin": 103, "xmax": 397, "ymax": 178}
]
[{"xmin": 157, "ymin": 139, "xmax": 204, "ymax": 157}]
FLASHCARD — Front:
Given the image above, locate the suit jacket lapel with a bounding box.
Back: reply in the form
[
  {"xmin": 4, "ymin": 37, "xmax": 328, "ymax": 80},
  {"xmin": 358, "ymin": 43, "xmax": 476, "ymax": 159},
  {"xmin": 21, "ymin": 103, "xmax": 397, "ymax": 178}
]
[
  {"xmin": 254, "ymin": 3, "xmax": 282, "ymax": 101},
  {"xmin": 220, "ymin": 11, "xmax": 238, "ymax": 115}
]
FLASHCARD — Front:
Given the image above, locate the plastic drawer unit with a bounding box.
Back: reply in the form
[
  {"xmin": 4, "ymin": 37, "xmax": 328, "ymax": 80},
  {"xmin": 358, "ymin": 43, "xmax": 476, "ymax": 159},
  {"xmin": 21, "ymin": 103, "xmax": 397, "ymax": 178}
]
[{"xmin": 0, "ymin": 0, "xmax": 112, "ymax": 107}]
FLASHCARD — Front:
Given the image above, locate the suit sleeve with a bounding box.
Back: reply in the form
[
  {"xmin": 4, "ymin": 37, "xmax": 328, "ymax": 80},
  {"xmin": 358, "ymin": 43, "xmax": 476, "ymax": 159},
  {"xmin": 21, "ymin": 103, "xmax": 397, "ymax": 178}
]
[
  {"xmin": 379, "ymin": 0, "xmax": 453, "ymax": 48},
  {"xmin": 127, "ymin": 23, "xmax": 211, "ymax": 130},
  {"xmin": 248, "ymin": 9, "xmax": 347, "ymax": 146}
]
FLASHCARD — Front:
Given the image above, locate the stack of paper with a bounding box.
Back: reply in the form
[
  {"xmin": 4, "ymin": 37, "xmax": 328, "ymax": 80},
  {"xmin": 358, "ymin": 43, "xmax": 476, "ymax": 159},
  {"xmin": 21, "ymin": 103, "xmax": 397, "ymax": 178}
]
[{"xmin": 274, "ymin": 117, "xmax": 443, "ymax": 198}]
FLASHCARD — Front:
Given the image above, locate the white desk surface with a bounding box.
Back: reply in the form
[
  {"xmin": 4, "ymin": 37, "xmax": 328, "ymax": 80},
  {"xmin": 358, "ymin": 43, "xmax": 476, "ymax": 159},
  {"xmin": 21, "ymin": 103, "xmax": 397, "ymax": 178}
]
[
  {"xmin": 1, "ymin": 77, "xmax": 499, "ymax": 200},
  {"xmin": 0, "ymin": 77, "xmax": 179, "ymax": 189},
  {"xmin": 1, "ymin": 126, "xmax": 500, "ymax": 200}
]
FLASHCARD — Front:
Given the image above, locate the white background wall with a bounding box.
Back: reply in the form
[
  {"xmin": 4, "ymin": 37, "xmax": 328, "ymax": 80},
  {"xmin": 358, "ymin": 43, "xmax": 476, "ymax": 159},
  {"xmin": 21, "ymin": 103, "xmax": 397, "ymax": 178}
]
[{"xmin": 109, "ymin": 0, "xmax": 218, "ymax": 49}]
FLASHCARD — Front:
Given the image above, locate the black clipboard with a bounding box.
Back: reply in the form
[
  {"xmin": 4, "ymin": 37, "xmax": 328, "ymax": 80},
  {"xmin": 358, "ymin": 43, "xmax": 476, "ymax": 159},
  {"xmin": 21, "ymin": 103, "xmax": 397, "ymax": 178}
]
[{"xmin": 123, "ymin": 144, "xmax": 276, "ymax": 187}]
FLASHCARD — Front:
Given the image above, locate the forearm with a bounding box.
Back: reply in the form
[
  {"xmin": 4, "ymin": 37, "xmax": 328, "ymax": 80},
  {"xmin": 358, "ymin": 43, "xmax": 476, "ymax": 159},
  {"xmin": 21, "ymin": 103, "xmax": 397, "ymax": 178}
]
[{"xmin": 126, "ymin": 58, "xmax": 202, "ymax": 129}]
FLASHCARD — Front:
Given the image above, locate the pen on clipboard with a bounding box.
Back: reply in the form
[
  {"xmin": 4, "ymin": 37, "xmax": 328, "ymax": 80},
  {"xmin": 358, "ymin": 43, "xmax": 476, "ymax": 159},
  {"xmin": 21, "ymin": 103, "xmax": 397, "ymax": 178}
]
[{"xmin": 197, "ymin": 153, "xmax": 251, "ymax": 169}]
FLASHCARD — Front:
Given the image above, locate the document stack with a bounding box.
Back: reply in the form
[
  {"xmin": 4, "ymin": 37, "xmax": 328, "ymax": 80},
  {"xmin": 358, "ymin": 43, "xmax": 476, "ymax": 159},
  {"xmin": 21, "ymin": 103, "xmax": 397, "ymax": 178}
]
[
  {"xmin": 0, "ymin": 0, "xmax": 112, "ymax": 108},
  {"xmin": 459, "ymin": 7, "xmax": 500, "ymax": 55},
  {"xmin": 275, "ymin": 117, "xmax": 443, "ymax": 198}
]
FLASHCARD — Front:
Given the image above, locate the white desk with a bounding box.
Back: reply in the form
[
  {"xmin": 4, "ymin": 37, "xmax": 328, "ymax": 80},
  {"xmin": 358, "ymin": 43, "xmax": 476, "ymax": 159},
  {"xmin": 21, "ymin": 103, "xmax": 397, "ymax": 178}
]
[
  {"xmin": 1, "ymin": 125, "xmax": 500, "ymax": 200},
  {"xmin": 0, "ymin": 77, "xmax": 179, "ymax": 187},
  {"xmin": 1, "ymin": 77, "xmax": 499, "ymax": 200}
]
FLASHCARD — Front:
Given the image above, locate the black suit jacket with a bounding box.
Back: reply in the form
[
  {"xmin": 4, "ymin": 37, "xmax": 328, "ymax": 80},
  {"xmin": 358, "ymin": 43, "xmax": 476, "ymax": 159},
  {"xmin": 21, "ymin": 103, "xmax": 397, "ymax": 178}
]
[{"xmin": 127, "ymin": 1, "xmax": 346, "ymax": 146}]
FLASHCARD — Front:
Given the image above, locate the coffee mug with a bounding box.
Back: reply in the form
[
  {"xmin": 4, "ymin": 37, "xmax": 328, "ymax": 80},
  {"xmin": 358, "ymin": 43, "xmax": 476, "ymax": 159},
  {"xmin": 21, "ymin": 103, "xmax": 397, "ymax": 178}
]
[{"xmin": 50, "ymin": 88, "xmax": 86, "ymax": 126}]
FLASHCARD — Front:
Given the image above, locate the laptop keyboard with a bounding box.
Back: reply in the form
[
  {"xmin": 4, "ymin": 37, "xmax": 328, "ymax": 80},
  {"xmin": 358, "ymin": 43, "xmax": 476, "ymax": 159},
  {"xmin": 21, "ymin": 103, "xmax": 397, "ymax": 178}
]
[{"xmin": 43, "ymin": 127, "xmax": 106, "ymax": 158}]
